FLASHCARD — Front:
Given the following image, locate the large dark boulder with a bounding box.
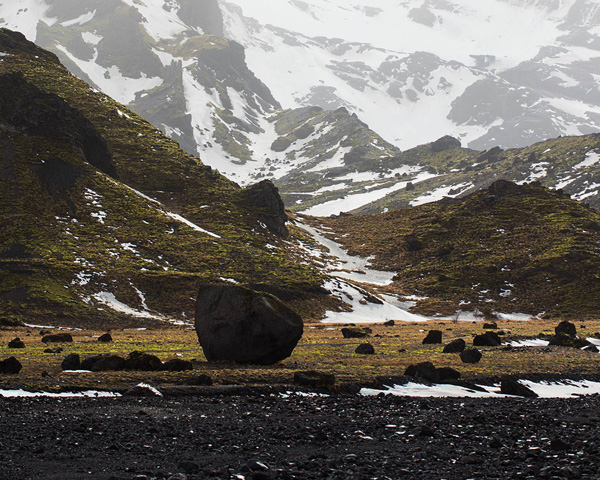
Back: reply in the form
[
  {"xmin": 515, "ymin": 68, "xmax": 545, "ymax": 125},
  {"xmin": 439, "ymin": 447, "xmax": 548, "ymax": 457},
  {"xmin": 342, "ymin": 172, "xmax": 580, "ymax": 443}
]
[
  {"xmin": 81, "ymin": 354, "xmax": 126, "ymax": 372},
  {"xmin": 549, "ymin": 333, "xmax": 591, "ymax": 348},
  {"xmin": 163, "ymin": 359, "xmax": 193, "ymax": 372},
  {"xmin": 239, "ymin": 180, "xmax": 289, "ymax": 238},
  {"xmin": 195, "ymin": 284, "xmax": 303, "ymax": 365},
  {"xmin": 42, "ymin": 333, "xmax": 73, "ymax": 344},
  {"xmin": 460, "ymin": 348, "xmax": 482, "ymax": 364},
  {"xmin": 61, "ymin": 353, "xmax": 81, "ymax": 371},
  {"xmin": 422, "ymin": 330, "xmax": 442, "ymax": 344},
  {"xmin": 98, "ymin": 333, "xmax": 113, "ymax": 343},
  {"xmin": 0, "ymin": 356, "xmax": 22, "ymax": 374},
  {"xmin": 555, "ymin": 321, "xmax": 577, "ymax": 337},
  {"xmin": 7, "ymin": 337, "xmax": 25, "ymax": 349},
  {"xmin": 437, "ymin": 367, "xmax": 461, "ymax": 382},
  {"xmin": 355, "ymin": 343, "xmax": 375, "ymax": 355},
  {"xmin": 443, "ymin": 338, "xmax": 466, "ymax": 353},
  {"xmin": 473, "ymin": 331, "xmax": 501, "ymax": 347},
  {"xmin": 500, "ymin": 379, "xmax": 538, "ymax": 398},
  {"xmin": 125, "ymin": 351, "xmax": 163, "ymax": 371},
  {"xmin": 404, "ymin": 362, "xmax": 440, "ymax": 383}
]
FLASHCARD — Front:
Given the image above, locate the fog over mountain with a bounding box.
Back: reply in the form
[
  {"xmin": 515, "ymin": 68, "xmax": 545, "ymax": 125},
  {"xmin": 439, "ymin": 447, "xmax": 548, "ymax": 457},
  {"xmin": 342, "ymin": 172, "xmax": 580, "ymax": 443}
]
[{"xmin": 1, "ymin": 0, "xmax": 600, "ymax": 214}]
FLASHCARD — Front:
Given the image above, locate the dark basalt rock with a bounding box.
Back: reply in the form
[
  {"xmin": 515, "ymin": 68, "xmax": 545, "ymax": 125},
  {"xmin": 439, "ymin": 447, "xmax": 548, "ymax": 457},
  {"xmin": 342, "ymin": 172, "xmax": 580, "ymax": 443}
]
[
  {"xmin": 7, "ymin": 337, "xmax": 25, "ymax": 349},
  {"xmin": 195, "ymin": 283, "xmax": 303, "ymax": 365},
  {"xmin": 41, "ymin": 333, "xmax": 73, "ymax": 344},
  {"xmin": 163, "ymin": 358, "xmax": 193, "ymax": 372},
  {"xmin": 437, "ymin": 367, "xmax": 461, "ymax": 382},
  {"xmin": 342, "ymin": 327, "xmax": 370, "ymax": 339},
  {"xmin": 383, "ymin": 320, "xmax": 395, "ymax": 327},
  {"xmin": 185, "ymin": 374, "xmax": 213, "ymax": 386},
  {"xmin": 422, "ymin": 330, "xmax": 442, "ymax": 344},
  {"xmin": 355, "ymin": 343, "xmax": 375, "ymax": 355},
  {"xmin": 483, "ymin": 322, "xmax": 498, "ymax": 329},
  {"xmin": 61, "ymin": 353, "xmax": 81, "ymax": 371},
  {"xmin": 177, "ymin": 0, "xmax": 224, "ymax": 36},
  {"xmin": 443, "ymin": 338, "xmax": 466, "ymax": 353},
  {"xmin": 404, "ymin": 362, "xmax": 440, "ymax": 383},
  {"xmin": 500, "ymin": 379, "xmax": 538, "ymax": 398},
  {"xmin": 460, "ymin": 348, "xmax": 482, "ymax": 364},
  {"xmin": 97, "ymin": 333, "xmax": 113, "ymax": 343},
  {"xmin": 293, "ymin": 371, "xmax": 336, "ymax": 387},
  {"xmin": 555, "ymin": 320, "xmax": 577, "ymax": 337},
  {"xmin": 473, "ymin": 331, "xmax": 501, "ymax": 347},
  {"xmin": 239, "ymin": 180, "xmax": 289, "ymax": 238},
  {"xmin": 81, "ymin": 354, "xmax": 126, "ymax": 372},
  {"xmin": 125, "ymin": 351, "xmax": 163, "ymax": 371},
  {"xmin": 0, "ymin": 356, "xmax": 22, "ymax": 374},
  {"xmin": 549, "ymin": 332, "xmax": 591, "ymax": 348}
]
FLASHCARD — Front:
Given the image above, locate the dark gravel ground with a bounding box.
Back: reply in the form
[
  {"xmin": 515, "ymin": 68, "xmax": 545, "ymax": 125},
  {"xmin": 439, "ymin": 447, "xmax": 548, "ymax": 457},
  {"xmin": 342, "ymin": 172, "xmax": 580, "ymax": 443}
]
[{"xmin": 1, "ymin": 390, "xmax": 600, "ymax": 480}]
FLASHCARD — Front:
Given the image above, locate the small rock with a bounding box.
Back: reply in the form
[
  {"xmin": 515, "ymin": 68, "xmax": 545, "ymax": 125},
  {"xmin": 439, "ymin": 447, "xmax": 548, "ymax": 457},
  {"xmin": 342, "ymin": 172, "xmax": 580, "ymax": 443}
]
[
  {"xmin": 437, "ymin": 367, "xmax": 461, "ymax": 381},
  {"xmin": 61, "ymin": 353, "xmax": 81, "ymax": 371},
  {"xmin": 42, "ymin": 333, "xmax": 73, "ymax": 344},
  {"xmin": 500, "ymin": 379, "xmax": 538, "ymax": 398},
  {"xmin": 43, "ymin": 347, "xmax": 63, "ymax": 354},
  {"xmin": 163, "ymin": 358, "xmax": 193, "ymax": 372},
  {"xmin": 473, "ymin": 331, "xmax": 501, "ymax": 346},
  {"xmin": 0, "ymin": 356, "xmax": 22, "ymax": 374},
  {"xmin": 460, "ymin": 348, "xmax": 482, "ymax": 364},
  {"xmin": 483, "ymin": 322, "xmax": 498, "ymax": 329},
  {"xmin": 8, "ymin": 337, "xmax": 25, "ymax": 349},
  {"xmin": 383, "ymin": 320, "xmax": 395, "ymax": 327},
  {"xmin": 97, "ymin": 333, "xmax": 112, "ymax": 343},
  {"xmin": 555, "ymin": 320, "xmax": 577, "ymax": 337},
  {"xmin": 404, "ymin": 362, "xmax": 440, "ymax": 383},
  {"xmin": 342, "ymin": 327, "xmax": 370, "ymax": 339},
  {"xmin": 294, "ymin": 370, "xmax": 335, "ymax": 387},
  {"xmin": 582, "ymin": 345, "xmax": 599, "ymax": 353},
  {"xmin": 443, "ymin": 338, "xmax": 466, "ymax": 353},
  {"xmin": 422, "ymin": 330, "xmax": 442, "ymax": 344},
  {"xmin": 125, "ymin": 351, "xmax": 163, "ymax": 371},
  {"xmin": 355, "ymin": 343, "xmax": 375, "ymax": 355},
  {"xmin": 41, "ymin": 370, "xmax": 51, "ymax": 378}
]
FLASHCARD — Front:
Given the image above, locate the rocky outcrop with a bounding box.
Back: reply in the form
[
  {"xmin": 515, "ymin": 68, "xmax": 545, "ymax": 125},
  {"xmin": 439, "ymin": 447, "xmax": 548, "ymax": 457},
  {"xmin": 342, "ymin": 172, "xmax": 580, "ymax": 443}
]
[
  {"xmin": 404, "ymin": 362, "xmax": 440, "ymax": 383},
  {"xmin": 178, "ymin": 0, "xmax": 224, "ymax": 36},
  {"xmin": 239, "ymin": 180, "xmax": 289, "ymax": 237},
  {"xmin": 500, "ymin": 379, "xmax": 538, "ymax": 398},
  {"xmin": 195, "ymin": 283, "xmax": 303, "ymax": 365}
]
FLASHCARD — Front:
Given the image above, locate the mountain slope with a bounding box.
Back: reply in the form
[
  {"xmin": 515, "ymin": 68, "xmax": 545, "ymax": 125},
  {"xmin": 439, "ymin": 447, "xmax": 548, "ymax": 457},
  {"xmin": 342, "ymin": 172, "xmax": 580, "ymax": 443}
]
[
  {"xmin": 0, "ymin": 28, "xmax": 326, "ymax": 328},
  {"xmin": 314, "ymin": 180, "xmax": 600, "ymax": 319}
]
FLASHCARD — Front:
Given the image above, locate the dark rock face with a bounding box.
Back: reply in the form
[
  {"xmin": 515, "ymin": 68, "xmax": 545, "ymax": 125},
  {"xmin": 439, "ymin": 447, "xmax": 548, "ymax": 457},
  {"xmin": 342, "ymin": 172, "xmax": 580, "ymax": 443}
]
[
  {"xmin": 437, "ymin": 367, "xmax": 461, "ymax": 382},
  {"xmin": 355, "ymin": 343, "xmax": 375, "ymax": 355},
  {"xmin": 404, "ymin": 362, "xmax": 440, "ymax": 383},
  {"xmin": 443, "ymin": 338, "xmax": 466, "ymax": 353},
  {"xmin": 0, "ymin": 356, "xmax": 22, "ymax": 374},
  {"xmin": 61, "ymin": 353, "xmax": 81, "ymax": 371},
  {"xmin": 430, "ymin": 135, "xmax": 461, "ymax": 152},
  {"xmin": 293, "ymin": 371, "xmax": 336, "ymax": 387},
  {"xmin": 555, "ymin": 321, "xmax": 577, "ymax": 337},
  {"xmin": 473, "ymin": 331, "xmax": 501, "ymax": 347},
  {"xmin": 500, "ymin": 379, "xmax": 539, "ymax": 398},
  {"xmin": 422, "ymin": 330, "xmax": 442, "ymax": 344},
  {"xmin": 342, "ymin": 327, "xmax": 370, "ymax": 339},
  {"xmin": 239, "ymin": 180, "xmax": 289, "ymax": 238},
  {"xmin": 195, "ymin": 284, "xmax": 303, "ymax": 365},
  {"xmin": 97, "ymin": 333, "xmax": 113, "ymax": 343},
  {"xmin": 177, "ymin": 0, "xmax": 224, "ymax": 36},
  {"xmin": 41, "ymin": 333, "xmax": 73, "ymax": 343},
  {"xmin": 460, "ymin": 348, "xmax": 482, "ymax": 364},
  {"xmin": 7, "ymin": 337, "xmax": 25, "ymax": 348},
  {"xmin": 0, "ymin": 73, "xmax": 116, "ymax": 178}
]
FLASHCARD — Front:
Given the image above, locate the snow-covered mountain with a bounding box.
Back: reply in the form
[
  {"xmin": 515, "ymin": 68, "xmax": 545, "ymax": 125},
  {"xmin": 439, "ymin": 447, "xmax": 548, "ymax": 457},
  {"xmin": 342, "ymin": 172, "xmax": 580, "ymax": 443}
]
[{"xmin": 2, "ymin": 0, "xmax": 600, "ymax": 214}]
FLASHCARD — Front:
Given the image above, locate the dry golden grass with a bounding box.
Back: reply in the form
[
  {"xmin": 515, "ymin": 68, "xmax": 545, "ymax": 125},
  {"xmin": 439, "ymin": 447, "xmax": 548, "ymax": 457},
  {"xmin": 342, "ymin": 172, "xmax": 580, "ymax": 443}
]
[{"xmin": 0, "ymin": 318, "xmax": 599, "ymax": 393}]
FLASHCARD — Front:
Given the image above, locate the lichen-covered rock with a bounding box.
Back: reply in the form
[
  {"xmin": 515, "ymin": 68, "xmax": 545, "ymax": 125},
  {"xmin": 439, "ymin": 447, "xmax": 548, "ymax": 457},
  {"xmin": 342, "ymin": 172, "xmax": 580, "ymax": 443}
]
[
  {"xmin": 195, "ymin": 284, "xmax": 303, "ymax": 365},
  {"xmin": 341, "ymin": 327, "xmax": 370, "ymax": 339},
  {"xmin": 125, "ymin": 351, "xmax": 163, "ymax": 371}
]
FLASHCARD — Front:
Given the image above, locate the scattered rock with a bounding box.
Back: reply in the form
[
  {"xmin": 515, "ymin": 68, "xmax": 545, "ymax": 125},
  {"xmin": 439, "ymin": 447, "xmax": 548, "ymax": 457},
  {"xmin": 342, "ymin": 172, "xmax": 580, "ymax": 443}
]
[
  {"xmin": 81, "ymin": 354, "xmax": 126, "ymax": 372},
  {"xmin": 293, "ymin": 371, "xmax": 335, "ymax": 387},
  {"xmin": 163, "ymin": 358, "xmax": 193, "ymax": 372},
  {"xmin": 443, "ymin": 338, "xmax": 466, "ymax": 353},
  {"xmin": 39, "ymin": 329, "xmax": 52, "ymax": 336},
  {"xmin": 473, "ymin": 331, "xmax": 501, "ymax": 347},
  {"xmin": 125, "ymin": 351, "xmax": 163, "ymax": 371},
  {"xmin": 43, "ymin": 347, "xmax": 63, "ymax": 354},
  {"xmin": 404, "ymin": 362, "xmax": 440, "ymax": 383},
  {"xmin": 0, "ymin": 356, "xmax": 22, "ymax": 374},
  {"xmin": 437, "ymin": 367, "xmax": 461, "ymax": 382},
  {"xmin": 483, "ymin": 322, "xmax": 498, "ymax": 329},
  {"xmin": 41, "ymin": 333, "xmax": 73, "ymax": 343},
  {"xmin": 555, "ymin": 320, "xmax": 577, "ymax": 337},
  {"xmin": 195, "ymin": 284, "xmax": 303, "ymax": 365},
  {"xmin": 61, "ymin": 353, "xmax": 81, "ymax": 371},
  {"xmin": 7, "ymin": 337, "xmax": 25, "ymax": 349},
  {"xmin": 500, "ymin": 379, "xmax": 538, "ymax": 398},
  {"xmin": 97, "ymin": 333, "xmax": 113, "ymax": 343},
  {"xmin": 422, "ymin": 330, "xmax": 442, "ymax": 344},
  {"xmin": 549, "ymin": 332, "xmax": 591, "ymax": 348},
  {"xmin": 355, "ymin": 343, "xmax": 375, "ymax": 355},
  {"xmin": 341, "ymin": 327, "xmax": 370, "ymax": 338},
  {"xmin": 383, "ymin": 320, "xmax": 395, "ymax": 327},
  {"xmin": 460, "ymin": 348, "xmax": 482, "ymax": 364}
]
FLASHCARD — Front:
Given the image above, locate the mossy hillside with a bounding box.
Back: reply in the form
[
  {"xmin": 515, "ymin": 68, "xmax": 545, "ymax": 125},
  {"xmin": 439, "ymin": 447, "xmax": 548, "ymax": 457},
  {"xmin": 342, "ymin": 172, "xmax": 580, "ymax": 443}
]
[
  {"xmin": 0, "ymin": 30, "xmax": 328, "ymax": 326},
  {"xmin": 316, "ymin": 181, "xmax": 600, "ymax": 319}
]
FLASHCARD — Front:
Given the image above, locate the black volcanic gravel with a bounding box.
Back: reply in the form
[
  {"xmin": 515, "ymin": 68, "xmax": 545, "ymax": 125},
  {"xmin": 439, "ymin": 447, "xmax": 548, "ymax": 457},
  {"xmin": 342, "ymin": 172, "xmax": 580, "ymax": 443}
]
[{"xmin": 1, "ymin": 392, "xmax": 600, "ymax": 479}]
